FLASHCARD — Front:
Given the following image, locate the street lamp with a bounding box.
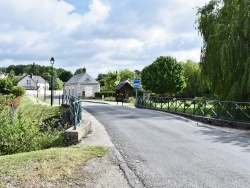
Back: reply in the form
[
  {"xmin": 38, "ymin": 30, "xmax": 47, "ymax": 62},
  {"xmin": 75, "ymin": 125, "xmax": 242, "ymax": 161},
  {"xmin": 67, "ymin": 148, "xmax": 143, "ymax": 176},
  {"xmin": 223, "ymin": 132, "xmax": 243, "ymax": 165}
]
[
  {"xmin": 36, "ymin": 80, "xmax": 38, "ymax": 98},
  {"xmin": 50, "ymin": 57, "xmax": 55, "ymax": 106}
]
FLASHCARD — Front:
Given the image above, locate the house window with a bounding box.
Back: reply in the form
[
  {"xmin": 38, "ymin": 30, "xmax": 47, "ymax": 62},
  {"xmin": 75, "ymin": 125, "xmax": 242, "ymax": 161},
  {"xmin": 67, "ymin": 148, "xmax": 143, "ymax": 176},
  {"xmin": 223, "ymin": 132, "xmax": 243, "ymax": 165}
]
[
  {"xmin": 69, "ymin": 89, "xmax": 70, "ymax": 95},
  {"xmin": 27, "ymin": 80, "xmax": 29, "ymax": 85}
]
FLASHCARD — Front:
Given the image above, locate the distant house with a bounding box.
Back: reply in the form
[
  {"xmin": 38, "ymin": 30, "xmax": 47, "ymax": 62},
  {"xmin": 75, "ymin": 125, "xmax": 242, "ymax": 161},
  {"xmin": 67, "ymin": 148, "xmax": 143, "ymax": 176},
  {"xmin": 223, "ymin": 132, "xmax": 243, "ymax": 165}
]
[
  {"xmin": 17, "ymin": 74, "xmax": 49, "ymax": 93},
  {"xmin": 63, "ymin": 68, "xmax": 100, "ymax": 98},
  {"xmin": 114, "ymin": 79, "xmax": 134, "ymax": 102},
  {"xmin": 0, "ymin": 73, "xmax": 8, "ymax": 79}
]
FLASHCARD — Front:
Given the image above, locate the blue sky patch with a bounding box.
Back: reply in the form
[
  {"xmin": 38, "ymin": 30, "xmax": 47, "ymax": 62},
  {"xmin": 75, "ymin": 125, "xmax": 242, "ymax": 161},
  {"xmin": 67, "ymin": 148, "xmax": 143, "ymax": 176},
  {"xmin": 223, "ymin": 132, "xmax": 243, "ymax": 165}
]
[{"xmin": 64, "ymin": 0, "xmax": 91, "ymax": 14}]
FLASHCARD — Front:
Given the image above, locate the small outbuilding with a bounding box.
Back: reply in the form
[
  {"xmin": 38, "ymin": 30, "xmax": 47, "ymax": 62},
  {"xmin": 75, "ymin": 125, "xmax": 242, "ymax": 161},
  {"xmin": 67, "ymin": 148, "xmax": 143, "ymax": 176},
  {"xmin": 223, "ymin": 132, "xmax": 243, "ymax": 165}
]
[{"xmin": 114, "ymin": 79, "xmax": 134, "ymax": 102}]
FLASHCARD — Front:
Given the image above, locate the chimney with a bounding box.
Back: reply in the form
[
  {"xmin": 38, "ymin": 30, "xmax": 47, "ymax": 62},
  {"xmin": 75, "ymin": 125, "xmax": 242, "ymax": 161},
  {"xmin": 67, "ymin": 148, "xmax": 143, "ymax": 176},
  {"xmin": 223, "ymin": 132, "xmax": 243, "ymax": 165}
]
[{"xmin": 83, "ymin": 67, "xmax": 86, "ymax": 73}]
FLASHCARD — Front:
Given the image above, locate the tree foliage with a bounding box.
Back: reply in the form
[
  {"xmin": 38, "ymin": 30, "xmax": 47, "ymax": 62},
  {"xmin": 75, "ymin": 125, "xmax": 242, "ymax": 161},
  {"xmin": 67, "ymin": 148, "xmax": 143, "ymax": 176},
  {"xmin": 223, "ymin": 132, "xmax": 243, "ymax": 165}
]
[
  {"xmin": 1, "ymin": 64, "xmax": 71, "ymax": 82},
  {"xmin": 0, "ymin": 78, "xmax": 13, "ymax": 94},
  {"xmin": 102, "ymin": 71, "xmax": 120, "ymax": 92},
  {"xmin": 54, "ymin": 78, "xmax": 64, "ymax": 90},
  {"xmin": 141, "ymin": 56, "xmax": 185, "ymax": 95},
  {"xmin": 118, "ymin": 69, "xmax": 135, "ymax": 83},
  {"xmin": 180, "ymin": 60, "xmax": 210, "ymax": 98},
  {"xmin": 74, "ymin": 68, "xmax": 85, "ymax": 75},
  {"xmin": 58, "ymin": 71, "xmax": 73, "ymax": 82},
  {"xmin": 197, "ymin": 0, "xmax": 250, "ymax": 101}
]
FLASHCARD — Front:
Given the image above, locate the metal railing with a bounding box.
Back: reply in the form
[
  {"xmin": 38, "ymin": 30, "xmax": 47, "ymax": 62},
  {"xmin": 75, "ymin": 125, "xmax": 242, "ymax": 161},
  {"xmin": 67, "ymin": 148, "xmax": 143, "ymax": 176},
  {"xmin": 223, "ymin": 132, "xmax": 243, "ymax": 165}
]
[
  {"xmin": 136, "ymin": 97, "xmax": 250, "ymax": 122},
  {"xmin": 62, "ymin": 95, "xmax": 82, "ymax": 130}
]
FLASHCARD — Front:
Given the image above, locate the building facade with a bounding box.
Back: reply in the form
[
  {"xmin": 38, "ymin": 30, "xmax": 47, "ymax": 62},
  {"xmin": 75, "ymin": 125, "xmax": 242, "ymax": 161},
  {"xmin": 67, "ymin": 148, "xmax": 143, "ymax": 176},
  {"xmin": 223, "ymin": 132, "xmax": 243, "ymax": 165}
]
[
  {"xmin": 17, "ymin": 74, "xmax": 49, "ymax": 93},
  {"xmin": 63, "ymin": 68, "xmax": 100, "ymax": 98}
]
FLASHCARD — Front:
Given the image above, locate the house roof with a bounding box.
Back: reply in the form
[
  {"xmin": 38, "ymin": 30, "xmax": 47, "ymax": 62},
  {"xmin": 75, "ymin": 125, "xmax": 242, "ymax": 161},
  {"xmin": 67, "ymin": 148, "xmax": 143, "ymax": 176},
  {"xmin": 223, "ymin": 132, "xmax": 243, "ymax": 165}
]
[
  {"xmin": 114, "ymin": 80, "xmax": 134, "ymax": 90},
  {"xmin": 18, "ymin": 74, "xmax": 49, "ymax": 84},
  {"xmin": 65, "ymin": 72, "xmax": 99, "ymax": 84},
  {"xmin": 0, "ymin": 73, "xmax": 8, "ymax": 78}
]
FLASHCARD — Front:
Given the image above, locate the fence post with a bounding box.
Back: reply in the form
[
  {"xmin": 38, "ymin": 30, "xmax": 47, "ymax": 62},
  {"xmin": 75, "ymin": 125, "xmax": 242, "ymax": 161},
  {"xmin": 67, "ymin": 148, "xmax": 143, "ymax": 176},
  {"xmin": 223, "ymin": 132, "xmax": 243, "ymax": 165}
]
[
  {"xmin": 175, "ymin": 99, "xmax": 177, "ymax": 112},
  {"xmin": 232, "ymin": 102, "xmax": 236, "ymax": 120},
  {"xmin": 184, "ymin": 100, "xmax": 186, "ymax": 113},
  {"xmin": 203, "ymin": 100, "xmax": 206, "ymax": 116},
  {"xmin": 193, "ymin": 100, "xmax": 196, "ymax": 115}
]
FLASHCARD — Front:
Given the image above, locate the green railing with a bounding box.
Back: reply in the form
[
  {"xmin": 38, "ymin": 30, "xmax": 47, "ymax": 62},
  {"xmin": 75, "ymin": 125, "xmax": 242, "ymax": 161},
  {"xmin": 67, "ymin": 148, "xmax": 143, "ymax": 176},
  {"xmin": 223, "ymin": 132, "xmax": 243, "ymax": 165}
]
[
  {"xmin": 62, "ymin": 95, "xmax": 82, "ymax": 130},
  {"xmin": 136, "ymin": 97, "xmax": 250, "ymax": 122}
]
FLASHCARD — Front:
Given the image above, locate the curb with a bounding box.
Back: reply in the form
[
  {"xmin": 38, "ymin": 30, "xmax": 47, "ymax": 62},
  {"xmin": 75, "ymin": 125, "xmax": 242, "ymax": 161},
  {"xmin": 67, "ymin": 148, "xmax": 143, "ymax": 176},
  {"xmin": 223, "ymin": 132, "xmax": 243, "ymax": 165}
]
[{"xmin": 64, "ymin": 119, "xmax": 92, "ymax": 145}]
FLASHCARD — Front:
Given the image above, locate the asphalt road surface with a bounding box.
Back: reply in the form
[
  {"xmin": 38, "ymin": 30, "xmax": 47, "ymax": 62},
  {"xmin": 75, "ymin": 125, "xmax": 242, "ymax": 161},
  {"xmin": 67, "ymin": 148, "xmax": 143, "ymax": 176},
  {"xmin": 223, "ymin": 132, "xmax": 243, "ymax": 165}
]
[{"xmin": 83, "ymin": 102, "xmax": 250, "ymax": 188}]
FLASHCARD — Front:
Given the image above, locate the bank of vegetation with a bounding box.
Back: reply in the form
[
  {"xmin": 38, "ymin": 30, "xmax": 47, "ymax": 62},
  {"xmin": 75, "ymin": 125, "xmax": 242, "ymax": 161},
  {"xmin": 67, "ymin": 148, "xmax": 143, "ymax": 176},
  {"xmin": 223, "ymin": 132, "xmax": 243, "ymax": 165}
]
[{"xmin": 0, "ymin": 95, "xmax": 67, "ymax": 155}]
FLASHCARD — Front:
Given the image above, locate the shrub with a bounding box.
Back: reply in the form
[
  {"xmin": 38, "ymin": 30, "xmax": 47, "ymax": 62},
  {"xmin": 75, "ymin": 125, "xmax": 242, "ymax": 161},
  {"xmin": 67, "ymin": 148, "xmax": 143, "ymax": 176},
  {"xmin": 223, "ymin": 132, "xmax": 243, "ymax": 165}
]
[
  {"xmin": 0, "ymin": 78, "xmax": 13, "ymax": 94},
  {"xmin": 133, "ymin": 89, "xmax": 143, "ymax": 97},
  {"xmin": 0, "ymin": 97, "xmax": 64, "ymax": 155},
  {"xmin": 11, "ymin": 86, "xmax": 26, "ymax": 97}
]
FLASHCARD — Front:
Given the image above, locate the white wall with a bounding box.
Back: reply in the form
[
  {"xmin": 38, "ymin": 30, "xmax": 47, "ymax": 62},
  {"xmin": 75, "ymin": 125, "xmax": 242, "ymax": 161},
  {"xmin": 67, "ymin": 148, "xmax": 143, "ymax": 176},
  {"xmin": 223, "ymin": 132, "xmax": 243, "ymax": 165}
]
[
  {"xmin": 64, "ymin": 84, "xmax": 100, "ymax": 98},
  {"xmin": 18, "ymin": 76, "xmax": 49, "ymax": 92}
]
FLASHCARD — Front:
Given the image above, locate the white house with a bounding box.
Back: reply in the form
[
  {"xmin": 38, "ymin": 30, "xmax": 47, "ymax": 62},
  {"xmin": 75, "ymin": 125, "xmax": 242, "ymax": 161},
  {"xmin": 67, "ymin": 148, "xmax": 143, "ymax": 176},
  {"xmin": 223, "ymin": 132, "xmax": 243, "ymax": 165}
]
[
  {"xmin": 64, "ymin": 68, "xmax": 100, "ymax": 98},
  {"xmin": 0, "ymin": 73, "xmax": 8, "ymax": 78},
  {"xmin": 17, "ymin": 74, "xmax": 49, "ymax": 94}
]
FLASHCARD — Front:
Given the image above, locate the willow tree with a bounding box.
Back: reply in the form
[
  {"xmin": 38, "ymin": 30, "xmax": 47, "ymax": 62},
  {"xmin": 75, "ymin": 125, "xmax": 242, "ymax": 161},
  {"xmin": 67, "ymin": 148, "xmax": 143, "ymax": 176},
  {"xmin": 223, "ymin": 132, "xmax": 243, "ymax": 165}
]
[{"xmin": 197, "ymin": 0, "xmax": 250, "ymax": 101}]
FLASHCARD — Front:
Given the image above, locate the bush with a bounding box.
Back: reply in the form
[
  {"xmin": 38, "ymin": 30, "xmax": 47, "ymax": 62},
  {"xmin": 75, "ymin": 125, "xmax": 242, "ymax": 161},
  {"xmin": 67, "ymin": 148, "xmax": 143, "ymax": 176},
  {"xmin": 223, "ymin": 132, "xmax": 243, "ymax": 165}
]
[
  {"xmin": 11, "ymin": 86, "xmax": 26, "ymax": 97},
  {"xmin": 0, "ymin": 78, "xmax": 13, "ymax": 94},
  {"xmin": 133, "ymin": 89, "xmax": 143, "ymax": 97}
]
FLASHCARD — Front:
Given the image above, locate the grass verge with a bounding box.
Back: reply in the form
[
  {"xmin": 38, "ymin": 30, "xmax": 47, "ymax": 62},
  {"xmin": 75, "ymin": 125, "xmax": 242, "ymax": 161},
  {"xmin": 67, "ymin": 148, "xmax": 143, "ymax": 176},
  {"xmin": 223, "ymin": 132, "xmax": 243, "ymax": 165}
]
[{"xmin": 0, "ymin": 145, "xmax": 108, "ymax": 187}]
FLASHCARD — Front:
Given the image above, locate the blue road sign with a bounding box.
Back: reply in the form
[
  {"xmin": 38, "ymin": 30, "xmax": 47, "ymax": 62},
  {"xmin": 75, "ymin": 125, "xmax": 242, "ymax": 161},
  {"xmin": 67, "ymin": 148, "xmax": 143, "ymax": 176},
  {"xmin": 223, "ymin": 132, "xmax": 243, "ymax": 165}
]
[{"xmin": 133, "ymin": 78, "xmax": 141, "ymax": 89}]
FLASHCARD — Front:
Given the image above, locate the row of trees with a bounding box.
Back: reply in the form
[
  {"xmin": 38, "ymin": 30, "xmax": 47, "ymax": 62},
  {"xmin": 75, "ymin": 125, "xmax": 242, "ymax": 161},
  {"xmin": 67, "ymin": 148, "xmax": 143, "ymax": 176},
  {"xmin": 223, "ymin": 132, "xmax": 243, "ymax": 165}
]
[
  {"xmin": 95, "ymin": 57, "xmax": 209, "ymax": 98},
  {"xmin": 0, "ymin": 63, "xmax": 74, "ymax": 81},
  {"xmin": 1, "ymin": 59, "xmax": 209, "ymax": 99}
]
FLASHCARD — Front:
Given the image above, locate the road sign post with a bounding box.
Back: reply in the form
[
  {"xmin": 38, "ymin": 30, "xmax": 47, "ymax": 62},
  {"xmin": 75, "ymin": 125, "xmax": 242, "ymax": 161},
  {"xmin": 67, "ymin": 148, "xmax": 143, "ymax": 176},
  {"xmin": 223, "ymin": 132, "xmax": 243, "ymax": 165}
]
[{"xmin": 133, "ymin": 78, "xmax": 141, "ymax": 104}]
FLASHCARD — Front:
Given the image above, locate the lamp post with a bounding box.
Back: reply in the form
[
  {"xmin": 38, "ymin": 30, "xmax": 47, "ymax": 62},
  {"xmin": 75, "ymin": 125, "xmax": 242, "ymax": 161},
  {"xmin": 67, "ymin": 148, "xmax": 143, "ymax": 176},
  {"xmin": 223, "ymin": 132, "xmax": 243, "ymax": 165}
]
[
  {"xmin": 36, "ymin": 80, "xmax": 38, "ymax": 98},
  {"xmin": 50, "ymin": 57, "xmax": 55, "ymax": 106},
  {"xmin": 44, "ymin": 79, "xmax": 46, "ymax": 101}
]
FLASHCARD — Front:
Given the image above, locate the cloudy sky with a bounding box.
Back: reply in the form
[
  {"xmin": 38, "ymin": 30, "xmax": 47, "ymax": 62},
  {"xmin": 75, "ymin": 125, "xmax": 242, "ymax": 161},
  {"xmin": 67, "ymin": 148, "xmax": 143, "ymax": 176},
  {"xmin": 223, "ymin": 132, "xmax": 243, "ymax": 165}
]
[{"xmin": 0, "ymin": 0, "xmax": 210, "ymax": 78}]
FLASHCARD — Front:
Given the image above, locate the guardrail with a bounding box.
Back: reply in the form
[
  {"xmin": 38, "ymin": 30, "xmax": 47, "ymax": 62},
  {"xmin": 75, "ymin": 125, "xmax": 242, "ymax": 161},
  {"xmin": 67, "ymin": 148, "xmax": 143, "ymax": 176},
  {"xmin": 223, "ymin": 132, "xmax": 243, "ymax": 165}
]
[
  {"xmin": 62, "ymin": 95, "xmax": 82, "ymax": 130},
  {"xmin": 136, "ymin": 97, "xmax": 250, "ymax": 122}
]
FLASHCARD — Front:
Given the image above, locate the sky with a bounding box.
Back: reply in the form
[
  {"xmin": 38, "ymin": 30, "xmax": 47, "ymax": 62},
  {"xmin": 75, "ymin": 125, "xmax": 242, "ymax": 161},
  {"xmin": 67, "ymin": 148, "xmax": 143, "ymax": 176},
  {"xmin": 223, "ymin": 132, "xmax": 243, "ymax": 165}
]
[{"xmin": 0, "ymin": 0, "xmax": 210, "ymax": 78}]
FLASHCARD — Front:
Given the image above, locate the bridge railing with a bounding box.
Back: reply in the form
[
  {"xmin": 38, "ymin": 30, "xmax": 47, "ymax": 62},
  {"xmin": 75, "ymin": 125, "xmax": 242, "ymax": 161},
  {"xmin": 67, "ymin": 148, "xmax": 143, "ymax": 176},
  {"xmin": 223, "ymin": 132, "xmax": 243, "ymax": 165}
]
[
  {"xmin": 62, "ymin": 95, "xmax": 82, "ymax": 130},
  {"xmin": 136, "ymin": 97, "xmax": 250, "ymax": 122}
]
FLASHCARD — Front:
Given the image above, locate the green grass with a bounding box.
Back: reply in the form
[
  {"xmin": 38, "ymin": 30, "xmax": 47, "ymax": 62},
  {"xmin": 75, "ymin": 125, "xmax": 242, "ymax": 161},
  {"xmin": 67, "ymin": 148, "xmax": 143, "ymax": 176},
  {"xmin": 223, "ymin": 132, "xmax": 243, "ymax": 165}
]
[
  {"xmin": 18, "ymin": 96, "xmax": 66, "ymax": 124},
  {"xmin": 0, "ymin": 146, "xmax": 108, "ymax": 187}
]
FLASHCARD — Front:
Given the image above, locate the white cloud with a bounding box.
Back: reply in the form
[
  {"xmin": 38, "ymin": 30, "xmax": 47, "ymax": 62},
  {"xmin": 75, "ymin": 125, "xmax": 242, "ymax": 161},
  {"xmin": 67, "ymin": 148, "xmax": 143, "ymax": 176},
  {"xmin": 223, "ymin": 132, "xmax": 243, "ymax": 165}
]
[{"xmin": 0, "ymin": 0, "xmax": 210, "ymax": 78}]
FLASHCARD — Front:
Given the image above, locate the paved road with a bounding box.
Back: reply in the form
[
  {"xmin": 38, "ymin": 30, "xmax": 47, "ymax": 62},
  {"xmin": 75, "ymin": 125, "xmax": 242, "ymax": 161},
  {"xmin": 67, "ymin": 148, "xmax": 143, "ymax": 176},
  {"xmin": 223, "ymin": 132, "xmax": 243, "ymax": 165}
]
[{"xmin": 83, "ymin": 102, "xmax": 250, "ymax": 188}]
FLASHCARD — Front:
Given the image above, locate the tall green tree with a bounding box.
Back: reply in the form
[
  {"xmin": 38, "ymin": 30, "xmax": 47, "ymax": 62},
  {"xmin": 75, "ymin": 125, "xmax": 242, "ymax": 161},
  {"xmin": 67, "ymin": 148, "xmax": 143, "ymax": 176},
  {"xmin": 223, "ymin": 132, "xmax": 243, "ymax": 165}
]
[
  {"xmin": 119, "ymin": 69, "xmax": 135, "ymax": 83},
  {"xmin": 180, "ymin": 60, "xmax": 210, "ymax": 98},
  {"xmin": 8, "ymin": 70, "xmax": 18, "ymax": 86},
  {"xmin": 103, "ymin": 71, "xmax": 120, "ymax": 92},
  {"xmin": 141, "ymin": 56, "xmax": 185, "ymax": 95},
  {"xmin": 59, "ymin": 71, "xmax": 73, "ymax": 82},
  {"xmin": 197, "ymin": 0, "xmax": 250, "ymax": 101},
  {"xmin": 96, "ymin": 73, "xmax": 107, "ymax": 87}
]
